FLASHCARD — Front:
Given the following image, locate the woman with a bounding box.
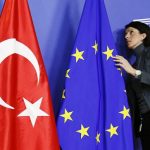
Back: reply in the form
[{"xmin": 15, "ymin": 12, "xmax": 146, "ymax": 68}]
[{"xmin": 113, "ymin": 21, "xmax": 150, "ymax": 150}]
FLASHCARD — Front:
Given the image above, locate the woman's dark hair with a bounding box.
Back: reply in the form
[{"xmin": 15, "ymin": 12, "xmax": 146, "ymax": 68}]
[{"xmin": 125, "ymin": 21, "xmax": 150, "ymax": 47}]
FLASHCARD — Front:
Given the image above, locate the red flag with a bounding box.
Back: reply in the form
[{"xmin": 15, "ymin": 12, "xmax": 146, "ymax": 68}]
[{"xmin": 0, "ymin": 0, "xmax": 60, "ymax": 150}]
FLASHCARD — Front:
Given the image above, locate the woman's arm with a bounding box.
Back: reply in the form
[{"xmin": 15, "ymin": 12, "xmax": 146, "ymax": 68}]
[{"xmin": 112, "ymin": 55, "xmax": 150, "ymax": 86}]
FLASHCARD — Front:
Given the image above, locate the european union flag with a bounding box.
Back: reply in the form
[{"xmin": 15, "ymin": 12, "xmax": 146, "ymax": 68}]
[{"xmin": 57, "ymin": 0, "xmax": 134, "ymax": 149}]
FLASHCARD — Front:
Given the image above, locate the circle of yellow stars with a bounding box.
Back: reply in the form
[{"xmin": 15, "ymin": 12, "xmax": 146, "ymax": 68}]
[{"xmin": 59, "ymin": 41, "xmax": 131, "ymax": 144}]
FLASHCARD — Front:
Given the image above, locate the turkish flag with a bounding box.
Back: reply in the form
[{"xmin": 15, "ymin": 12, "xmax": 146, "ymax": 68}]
[{"xmin": 0, "ymin": 0, "xmax": 59, "ymax": 150}]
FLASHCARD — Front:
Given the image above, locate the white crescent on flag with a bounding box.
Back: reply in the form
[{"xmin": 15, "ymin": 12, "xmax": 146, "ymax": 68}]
[
  {"xmin": 0, "ymin": 38, "xmax": 40, "ymax": 109},
  {"xmin": 0, "ymin": 38, "xmax": 40, "ymax": 84}
]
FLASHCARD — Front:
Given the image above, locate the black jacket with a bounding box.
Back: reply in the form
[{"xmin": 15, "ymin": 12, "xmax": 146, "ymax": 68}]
[{"xmin": 126, "ymin": 44, "xmax": 150, "ymax": 136}]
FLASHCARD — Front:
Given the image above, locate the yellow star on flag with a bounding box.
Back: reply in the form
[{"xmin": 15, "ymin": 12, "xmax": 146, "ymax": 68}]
[
  {"xmin": 62, "ymin": 89, "xmax": 66, "ymax": 99},
  {"xmin": 92, "ymin": 41, "xmax": 98, "ymax": 54},
  {"xmin": 65, "ymin": 69, "xmax": 70, "ymax": 78},
  {"xmin": 60, "ymin": 109, "xmax": 73, "ymax": 123},
  {"xmin": 106, "ymin": 124, "xmax": 118, "ymax": 138},
  {"xmin": 76, "ymin": 124, "xmax": 89, "ymax": 139},
  {"xmin": 119, "ymin": 106, "xmax": 130, "ymax": 119},
  {"xmin": 96, "ymin": 133, "xmax": 100, "ymax": 143},
  {"xmin": 72, "ymin": 48, "xmax": 84, "ymax": 62},
  {"xmin": 103, "ymin": 46, "xmax": 114, "ymax": 60}
]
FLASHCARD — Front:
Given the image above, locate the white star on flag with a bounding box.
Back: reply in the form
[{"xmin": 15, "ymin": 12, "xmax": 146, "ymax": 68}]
[{"xmin": 18, "ymin": 97, "xmax": 49, "ymax": 127}]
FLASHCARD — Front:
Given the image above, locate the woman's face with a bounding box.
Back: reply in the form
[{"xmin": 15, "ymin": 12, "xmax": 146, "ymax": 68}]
[{"xmin": 125, "ymin": 27, "xmax": 146, "ymax": 49}]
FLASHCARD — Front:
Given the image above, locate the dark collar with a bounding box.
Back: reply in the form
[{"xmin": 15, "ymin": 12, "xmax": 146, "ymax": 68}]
[{"xmin": 133, "ymin": 44, "xmax": 144, "ymax": 57}]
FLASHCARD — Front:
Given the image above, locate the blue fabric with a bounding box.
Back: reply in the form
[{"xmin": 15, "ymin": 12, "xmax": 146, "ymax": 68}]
[{"xmin": 57, "ymin": 0, "xmax": 134, "ymax": 149}]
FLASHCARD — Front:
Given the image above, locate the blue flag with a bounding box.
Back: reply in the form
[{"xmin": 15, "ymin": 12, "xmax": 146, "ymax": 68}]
[{"xmin": 57, "ymin": 0, "xmax": 134, "ymax": 149}]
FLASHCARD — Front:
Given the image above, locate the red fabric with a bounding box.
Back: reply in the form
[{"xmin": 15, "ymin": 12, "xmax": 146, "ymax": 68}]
[{"xmin": 0, "ymin": 0, "xmax": 59, "ymax": 150}]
